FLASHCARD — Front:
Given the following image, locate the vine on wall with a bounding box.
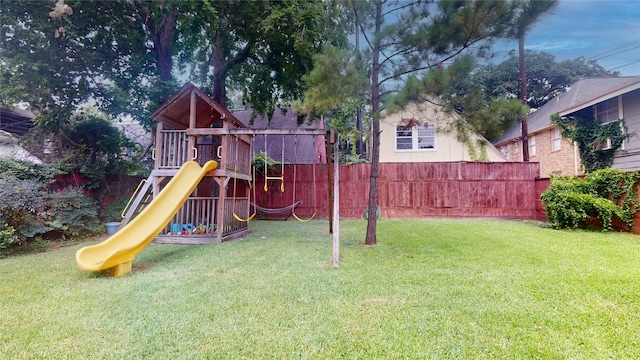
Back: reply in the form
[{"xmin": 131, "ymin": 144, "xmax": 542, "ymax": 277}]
[{"xmin": 551, "ymin": 113, "xmax": 628, "ymax": 173}]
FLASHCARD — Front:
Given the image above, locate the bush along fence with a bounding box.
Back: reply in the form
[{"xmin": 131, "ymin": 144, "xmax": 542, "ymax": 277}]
[
  {"xmin": 0, "ymin": 159, "xmax": 145, "ymax": 252},
  {"xmin": 541, "ymin": 169, "xmax": 640, "ymax": 232}
]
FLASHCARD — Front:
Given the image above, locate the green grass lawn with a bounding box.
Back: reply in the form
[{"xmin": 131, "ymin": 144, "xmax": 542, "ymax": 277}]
[{"xmin": 1, "ymin": 219, "xmax": 639, "ymax": 359}]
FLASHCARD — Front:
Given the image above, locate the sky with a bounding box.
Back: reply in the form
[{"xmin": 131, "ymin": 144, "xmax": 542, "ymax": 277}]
[{"xmin": 493, "ymin": 0, "xmax": 640, "ymax": 76}]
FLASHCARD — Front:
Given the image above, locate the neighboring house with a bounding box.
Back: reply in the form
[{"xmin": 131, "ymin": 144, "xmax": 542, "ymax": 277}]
[
  {"xmin": 0, "ymin": 108, "xmax": 41, "ymax": 164},
  {"xmin": 379, "ymin": 101, "xmax": 506, "ymax": 163},
  {"xmin": 494, "ymin": 76, "xmax": 640, "ymax": 176},
  {"xmin": 0, "ymin": 107, "xmax": 35, "ymax": 136},
  {"xmin": 232, "ymin": 108, "xmax": 327, "ymax": 164},
  {"xmin": 0, "ymin": 130, "xmax": 42, "ymax": 164}
]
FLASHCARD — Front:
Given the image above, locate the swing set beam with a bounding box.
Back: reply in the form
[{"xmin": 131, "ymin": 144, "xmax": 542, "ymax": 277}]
[
  {"xmin": 223, "ymin": 128, "xmax": 335, "ymax": 233},
  {"xmin": 188, "ymin": 128, "xmax": 330, "ymax": 136}
]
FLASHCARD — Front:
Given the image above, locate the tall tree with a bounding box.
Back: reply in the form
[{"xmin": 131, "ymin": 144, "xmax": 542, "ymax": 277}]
[
  {"xmin": 473, "ymin": 51, "xmax": 619, "ymax": 110},
  {"xmin": 508, "ymin": 0, "xmax": 558, "ymax": 161},
  {"xmin": 348, "ymin": 0, "xmax": 517, "ymax": 245},
  {"xmin": 387, "ymin": 55, "xmax": 528, "ymax": 144},
  {"xmin": 178, "ymin": 0, "xmax": 327, "ymax": 116},
  {"xmin": 0, "ymin": 0, "xmax": 145, "ymax": 127},
  {"xmin": 129, "ymin": 0, "xmax": 180, "ymax": 108}
]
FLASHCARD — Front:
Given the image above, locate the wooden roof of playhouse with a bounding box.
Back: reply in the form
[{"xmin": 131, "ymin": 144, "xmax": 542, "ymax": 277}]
[{"xmin": 150, "ymin": 83, "xmax": 246, "ymax": 130}]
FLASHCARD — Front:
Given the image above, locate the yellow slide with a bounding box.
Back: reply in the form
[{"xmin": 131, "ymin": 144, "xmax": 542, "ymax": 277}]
[{"xmin": 76, "ymin": 160, "xmax": 218, "ymax": 276}]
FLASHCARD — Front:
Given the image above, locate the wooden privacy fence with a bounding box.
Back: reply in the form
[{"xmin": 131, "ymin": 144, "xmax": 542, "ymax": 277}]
[{"xmin": 253, "ymin": 162, "xmax": 543, "ymax": 220}]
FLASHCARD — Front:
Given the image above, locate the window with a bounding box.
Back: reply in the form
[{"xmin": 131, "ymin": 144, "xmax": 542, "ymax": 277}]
[
  {"xmin": 595, "ymin": 97, "xmax": 625, "ymax": 150},
  {"xmin": 596, "ymin": 97, "xmax": 619, "ymax": 124},
  {"xmin": 529, "ymin": 135, "xmax": 537, "ymax": 156},
  {"xmin": 513, "ymin": 140, "xmax": 520, "ymax": 155},
  {"xmin": 504, "ymin": 143, "xmax": 511, "ymax": 159},
  {"xmin": 552, "ymin": 128, "xmax": 561, "ymax": 151},
  {"xmin": 396, "ymin": 125, "xmax": 413, "ymax": 150},
  {"xmin": 395, "ymin": 124, "xmax": 435, "ymax": 151},
  {"xmin": 417, "ymin": 125, "xmax": 435, "ymax": 149}
]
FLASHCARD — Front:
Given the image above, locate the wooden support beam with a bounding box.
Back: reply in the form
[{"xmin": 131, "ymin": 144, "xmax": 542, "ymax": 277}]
[
  {"xmin": 187, "ymin": 128, "xmax": 330, "ymax": 136},
  {"xmin": 156, "ymin": 114, "xmax": 186, "ymax": 130}
]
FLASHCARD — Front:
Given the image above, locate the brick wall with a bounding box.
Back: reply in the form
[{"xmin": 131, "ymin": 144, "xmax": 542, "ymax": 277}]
[{"xmin": 498, "ymin": 126, "xmax": 583, "ymax": 177}]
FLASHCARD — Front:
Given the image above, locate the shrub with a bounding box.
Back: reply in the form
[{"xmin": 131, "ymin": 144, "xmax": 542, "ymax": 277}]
[
  {"xmin": 0, "ymin": 160, "xmax": 104, "ymax": 251},
  {"xmin": 0, "ymin": 175, "xmax": 46, "ymax": 247},
  {"xmin": 0, "ymin": 226, "xmax": 20, "ymax": 250},
  {"xmin": 541, "ymin": 169, "xmax": 640, "ymax": 231},
  {"xmin": 42, "ymin": 188, "xmax": 102, "ymax": 238}
]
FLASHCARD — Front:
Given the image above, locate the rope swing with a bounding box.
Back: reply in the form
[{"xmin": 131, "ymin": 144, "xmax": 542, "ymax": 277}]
[
  {"xmin": 291, "ymin": 135, "xmax": 317, "ymax": 222},
  {"xmin": 263, "ymin": 134, "xmax": 285, "ymax": 193},
  {"xmin": 232, "ymin": 135, "xmax": 256, "ymax": 222}
]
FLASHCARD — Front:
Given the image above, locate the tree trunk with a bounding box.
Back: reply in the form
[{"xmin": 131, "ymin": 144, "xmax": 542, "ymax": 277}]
[
  {"xmin": 132, "ymin": 1, "xmax": 178, "ymax": 161},
  {"xmin": 356, "ymin": 106, "xmax": 363, "ymax": 158},
  {"xmin": 211, "ymin": 26, "xmax": 227, "ymax": 106},
  {"xmin": 519, "ymin": 34, "xmax": 529, "ymax": 162},
  {"xmin": 354, "ymin": 18, "xmax": 363, "ymax": 159},
  {"xmin": 364, "ymin": 2, "xmax": 382, "ymax": 246},
  {"xmin": 133, "ymin": 0, "xmax": 178, "ymax": 105}
]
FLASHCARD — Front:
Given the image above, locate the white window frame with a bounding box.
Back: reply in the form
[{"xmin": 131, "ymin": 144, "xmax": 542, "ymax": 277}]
[
  {"xmin": 395, "ymin": 124, "xmax": 436, "ymax": 151},
  {"xmin": 529, "ymin": 135, "xmax": 537, "ymax": 156},
  {"xmin": 596, "ymin": 97, "xmax": 619, "ymax": 124},
  {"xmin": 552, "ymin": 128, "xmax": 561, "ymax": 151},
  {"xmin": 595, "ymin": 96, "xmax": 625, "ymax": 151}
]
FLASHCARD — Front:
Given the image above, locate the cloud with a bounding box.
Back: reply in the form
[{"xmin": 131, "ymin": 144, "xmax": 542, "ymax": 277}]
[{"xmin": 495, "ymin": 0, "xmax": 640, "ymax": 75}]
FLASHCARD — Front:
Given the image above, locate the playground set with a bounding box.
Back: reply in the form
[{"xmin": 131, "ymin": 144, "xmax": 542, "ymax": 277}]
[{"xmin": 76, "ymin": 83, "xmax": 333, "ymax": 276}]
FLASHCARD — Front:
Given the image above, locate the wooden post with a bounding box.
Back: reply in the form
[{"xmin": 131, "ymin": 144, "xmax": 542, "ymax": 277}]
[
  {"xmin": 332, "ymin": 133, "xmax": 339, "ymax": 268},
  {"xmin": 188, "ymin": 90, "xmax": 197, "ymax": 161},
  {"xmin": 326, "ymin": 130, "xmax": 334, "ymax": 234},
  {"xmin": 153, "ymin": 122, "xmax": 163, "ymax": 197}
]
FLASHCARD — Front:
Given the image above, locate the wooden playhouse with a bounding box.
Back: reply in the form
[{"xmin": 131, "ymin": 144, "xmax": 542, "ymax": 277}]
[{"xmin": 120, "ymin": 83, "xmax": 253, "ymax": 243}]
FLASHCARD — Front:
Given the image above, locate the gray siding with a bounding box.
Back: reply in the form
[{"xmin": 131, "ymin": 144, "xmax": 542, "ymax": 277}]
[{"xmin": 613, "ymin": 89, "xmax": 640, "ymax": 170}]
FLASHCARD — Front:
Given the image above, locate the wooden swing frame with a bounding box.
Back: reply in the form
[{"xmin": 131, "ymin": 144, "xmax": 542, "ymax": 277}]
[
  {"xmin": 291, "ymin": 135, "xmax": 317, "ymax": 222},
  {"xmin": 232, "ymin": 134, "xmax": 257, "ymax": 222},
  {"xmin": 225, "ymin": 128, "xmax": 334, "ymax": 231}
]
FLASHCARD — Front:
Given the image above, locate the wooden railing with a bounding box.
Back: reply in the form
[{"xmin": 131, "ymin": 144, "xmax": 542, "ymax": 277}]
[
  {"xmin": 222, "ymin": 197, "xmax": 250, "ymax": 235},
  {"xmin": 195, "ymin": 144, "xmax": 217, "ymax": 166},
  {"xmin": 158, "ymin": 130, "xmax": 190, "ymax": 169},
  {"xmin": 226, "ymin": 136, "xmax": 251, "ymax": 174},
  {"xmin": 163, "ymin": 197, "xmax": 218, "ymax": 235}
]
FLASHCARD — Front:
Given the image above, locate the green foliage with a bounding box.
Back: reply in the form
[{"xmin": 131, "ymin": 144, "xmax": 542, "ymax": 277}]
[
  {"xmin": 326, "ymin": 98, "xmax": 369, "ymax": 164},
  {"xmin": 0, "ymin": 226, "xmax": 19, "ymax": 250},
  {"xmin": 0, "ymin": 174, "xmax": 45, "ymax": 247},
  {"xmin": 0, "ymin": 160, "xmax": 105, "ymax": 250},
  {"xmin": 0, "ymin": 157, "xmax": 64, "ymax": 183},
  {"xmin": 552, "ymin": 113, "xmax": 628, "ymax": 173},
  {"xmin": 42, "ymin": 188, "xmax": 101, "ymax": 238},
  {"xmin": 472, "ymin": 50, "xmax": 618, "ymax": 110},
  {"xmin": 541, "ymin": 169, "xmax": 640, "ymax": 231},
  {"xmin": 387, "ymin": 55, "xmax": 528, "ymax": 155},
  {"xmin": 1, "ymin": 0, "xmax": 151, "ymax": 122},
  {"xmin": 25, "ymin": 113, "xmax": 144, "ymax": 188},
  {"xmin": 252, "ymin": 152, "xmax": 280, "ymax": 176},
  {"xmin": 299, "ymin": 45, "xmax": 368, "ymax": 118}
]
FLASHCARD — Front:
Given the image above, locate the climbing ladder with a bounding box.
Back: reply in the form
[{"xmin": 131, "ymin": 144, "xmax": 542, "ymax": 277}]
[{"xmin": 117, "ymin": 174, "xmax": 155, "ymax": 231}]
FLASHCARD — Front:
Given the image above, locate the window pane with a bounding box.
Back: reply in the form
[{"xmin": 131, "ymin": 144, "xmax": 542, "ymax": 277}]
[
  {"xmin": 530, "ymin": 136, "xmax": 536, "ymax": 156},
  {"xmin": 396, "ymin": 125, "xmax": 413, "ymax": 150},
  {"xmin": 396, "ymin": 138, "xmax": 412, "ymax": 150},
  {"xmin": 552, "ymin": 129, "xmax": 561, "ymax": 150},
  {"xmin": 418, "ymin": 137, "xmax": 434, "ymax": 149},
  {"xmin": 417, "ymin": 125, "xmax": 435, "ymax": 149},
  {"xmin": 597, "ymin": 98, "xmax": 619, "ymax": 123}
]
